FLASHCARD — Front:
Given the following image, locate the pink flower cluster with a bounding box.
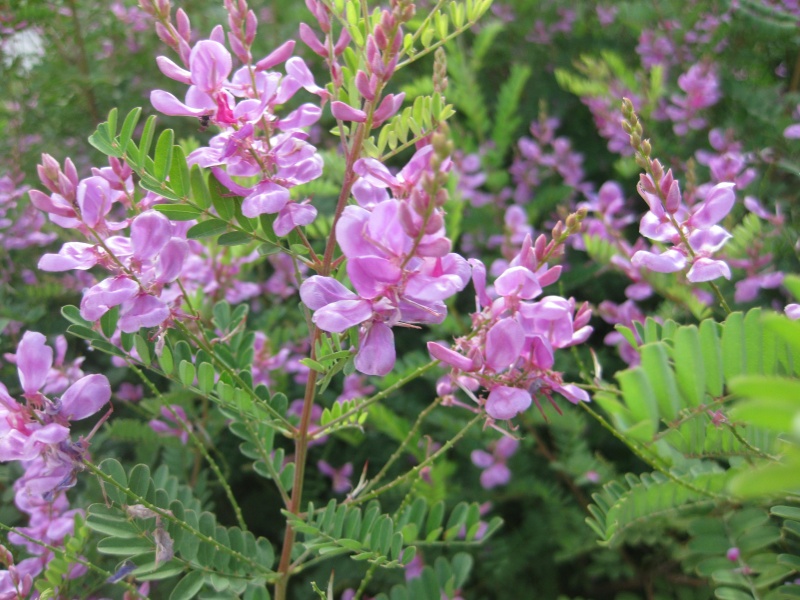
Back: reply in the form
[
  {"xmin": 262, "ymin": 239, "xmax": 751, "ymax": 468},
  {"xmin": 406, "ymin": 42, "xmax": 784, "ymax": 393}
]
[
  {"xmin": 31, "ymin": 153, "xmax": 192, "ymax": 334},
  {"xmin": 301, "ymin": 145, "xmax": 470, "ymax": 376},
  {"xmin": 509, "ymin": 117, "xmax": 591, "ymax": 204},
  {"xmin": 0, "ymin": 332, "xmax": 111, "ymax": 590},
  {"xmin": 150, "ymin": 9, "xmax": 326, "ymax": 235},
  {"xmin": 429, "ymin": 234, "xmax": 592, "ymax": 422},
  {"xmin": 630, "ymin": 164, "xmax": 736, "ymax": 283},
  {"xmin": 664, "ymin": 63, "xmax": 721, "ymax": 135}
]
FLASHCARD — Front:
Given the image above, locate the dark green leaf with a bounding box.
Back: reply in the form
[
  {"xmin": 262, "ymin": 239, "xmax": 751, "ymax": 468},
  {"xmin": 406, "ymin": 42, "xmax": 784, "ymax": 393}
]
[
  {"xmin": 152, "ymin": 205, "xmax": 203, "ymax": 221},
  {"xmin": 187, "ymin": 219, "xmax": 229, "ymax": 239},
  {"xmin": 153, "ymin": 129, "xmax": 175, "ymax": 182}
]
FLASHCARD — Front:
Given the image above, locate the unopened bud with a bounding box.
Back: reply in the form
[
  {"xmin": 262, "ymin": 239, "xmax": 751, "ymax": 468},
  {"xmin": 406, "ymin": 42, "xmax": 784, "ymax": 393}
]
[
  {"xmin": 552, "ymin": 220, "xmax": 565, "ymax": 240},
  {"xmin": 176, "ymin": 8, "xmax": 191, "ymax": 41},
  {"xmin": 651, "ymin": 159, "xmax": 664, "ymax": 181},
  {"xmin": 641, "ymin": 138, "xmax": 651, "ymax": 157},
  {"xmin": 433, "ymin": 47, "xmax": 448, "ymax": 93}
]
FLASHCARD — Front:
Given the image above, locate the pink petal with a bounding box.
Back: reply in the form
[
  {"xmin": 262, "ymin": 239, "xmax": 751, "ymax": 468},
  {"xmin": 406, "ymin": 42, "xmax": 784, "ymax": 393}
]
[
  {"xmin": 784, "ymin": 124, "xmax": 800, "ymax": 139},
  {"xmin": 554, "ymin": 383, "xmax": 590, "ymax": 404},
  {"xmin": 150, "ymin": 90, "xmax": 209, "ymax": 117},
  {"xmin": 486, "ymin": 385, "xmax": 532, "ymax": 420},
  {"xmin": 689, "ymin": 182, "xmax": 735, "ymax": 229},
  {"xmin": 277, "ymin": 103, "xmax": 322, "ymax": 129},
  {"xmin": 471, "ymin": 449, "xmax": 494, "ymax": 468},
  {"xmin": 38, "ymin": 243, "xmax": 98, "ymax": 271},
  {"xmin": 131, "ymin": 210, "xmax": 172, "ymax": 260},
  {"xmin": 495, "ymin": 266, "xmax": 542, "ymax": 299},
  {"xmin": 300, "ymin": 276, "xmax": 359, "ymax": 309},
  {"xmin": 17, "ymin": 332, "xmax": 53, "ymax": 396},
  {"xmin": 630, "ymin": 249, "xmax": 686, "ymax": 273},
  {"xmin": 81, "ymin": 277, "xmax": 140, "ymax": 321},
  {"xmin": 427, "ymin": 341, "xmax": 474, "ymax": 372},
  {"xmin": 313, "ymin": 299, "xmax": 373, "ymax": 332},
  {"xmin": 347, "ymin": 256, "xmax": 402, "ymax": 299},
  {"xmin": 331, "ymin": 101, "xmax": 367, "ymax": 123},
  {"xmin": 485, "ymin": 317, "xmax": 525, "ymax": 371},
  {"xmin": 686, "ymin": 257, "xmax": 731, "ymax": 282},
  {"xmin": 255, "ymin": 40, "xmax": 296, "ymax": 71},
  {"xmin": 155, "ymin": 238, "xmax": 189, "ymax": 283},
  {"xmin": 355, "ymin": 322, "xmax": 395, "ymax": 376},
  {"xmin": 189, "ymin": 40, "xmax": 232, "ymax": 93},
  {"xmin": 59, "ymin": 374, "xmax": 111, "ymax": 420},
  {"xmin": 242, "ymin": 182, "xmax": 290, "ymax": 217},
  {"xmin": 156, "ymin": 55, "xmax": 192, "ymax": 84},
  {"xmin": 118, "ymin": 294, "xmax": 170, "ymax": 332},
  {"xmin": 480, "ymin": 463, "xmax": 511, "ymax": 489}
]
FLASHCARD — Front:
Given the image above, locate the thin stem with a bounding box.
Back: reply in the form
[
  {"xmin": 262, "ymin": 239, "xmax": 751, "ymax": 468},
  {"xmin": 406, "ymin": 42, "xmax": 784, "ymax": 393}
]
[
  {"xmin": 366, "ymin": 395, "xmax": 443, "ymax": 492},
  {"xmin": 274, "ymin": 355, "xmax": 320, "ymax": 599},
  {"xmin": 351, "ymin": 413, "xmax": 483, "ymax": 504},
  {"xmin": 353, "ymin": 561, "xmax": 380, "ymax": 600},
  {"xmin": 314, "ymin": 360, "xmax": 439, "ymax": 435},
  {"xmin": 579, "ymin": 402, "xmax": 725, "ymax": 501}
]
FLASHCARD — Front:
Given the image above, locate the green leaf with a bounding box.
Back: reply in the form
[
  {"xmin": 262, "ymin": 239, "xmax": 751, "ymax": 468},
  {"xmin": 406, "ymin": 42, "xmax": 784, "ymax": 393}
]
[
  {"xmin": 127, "ymin": 463, "xmax": 152, "ymax": 498},
  {"xmin": 638, "ymin": 343, "xmax": 680, "ymax": 422},
  {"xmin": 153, "ymin": 129, "xmax": 175, "ymax": 182},
  {"xmin": 179, "ymin": 360, "xmax": 196, "ymax": 387},
  {"xmin": 169, "ymin": 571, "xmax": 205, "ymax": 600},
  {"xmin": 169, "ymin": 145, "xmax": 190, "ymax": 198},
  {"xmin": 119, "ymin": 108, "xmax": 143, "ymax": 154},
  {"xmin": 771, "ymin": 506, "xmax": 800, "ymax": 521},
  {"xmin": 100, "ymin": 306, "xmax": 119, "ymax": 339},
  {"xmin": 137, "ymin": 115, "xmax": 158, "ymax": 169},
  {"xmin": 61, "ymin": 305, "xmax": 91, "ymax": 327},
  {"xmin": 106, "ymin": 107, "xmax": 118, "ymax": 138},
  {"xmin": 187, "ymin": 219, "xmax": 228, "ymax": 239},
  {"xmin": 190, "ymin": 166, "xmax": 212, "ymax": 209},
  {"xmin": 218, "ymin": 231, "xmax": 252, "ymax": 246},
  {"xmin": 134, "ymin": 334, "xmax": 152, "ymax": 365},
  {"xmin": 97, "ymin": 536, "xmax": 153, "ymax": 556},
  {"xmin": 152, "ymin": 205, "xmax": 203, "ymax": 221},
  {"xmin": 673, "ymin": 325, "xmax": 706, "ymax": 406},
  {"xmin": 67, "ymin": 324, "xmax": 102, "ymax": 342},
  {"xmin": 158, "ymin": 344, "xmax": 174, "ymax": 375},
  {"xmin": 209, "ymin": 174, "xmax": 235, "ymax": 220},
  {"xmin": 197, "ymin": 362, "xmax": 215, "ymax": 394}
]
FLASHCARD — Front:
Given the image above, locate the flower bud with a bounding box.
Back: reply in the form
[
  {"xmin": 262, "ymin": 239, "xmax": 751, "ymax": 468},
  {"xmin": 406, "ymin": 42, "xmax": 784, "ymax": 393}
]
[
  {"xmin": 245, "ymin": 10, "xmax": 257, "ymax": 45},
  {"xmin": 176, "ymin": 8, "xmax": 191, "ymax": 42}
]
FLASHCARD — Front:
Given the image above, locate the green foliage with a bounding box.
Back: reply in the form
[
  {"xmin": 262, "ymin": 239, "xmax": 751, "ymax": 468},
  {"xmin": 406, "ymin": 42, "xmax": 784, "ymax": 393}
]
[
  {"xmin": 285, "ymin": 497, "xmax": 500, "ymax": 569},
  {"xmin": 86, "ymin": 460, "xmax": 276, "ymax": 597}
]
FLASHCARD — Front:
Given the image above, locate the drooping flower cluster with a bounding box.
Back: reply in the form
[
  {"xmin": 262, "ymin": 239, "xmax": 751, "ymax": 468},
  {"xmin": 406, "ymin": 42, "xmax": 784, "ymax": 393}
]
[
  {"xmin": 301, "ymin": 143, "xmax": 471, "ymax": 376},
  {"xmin": 428, "ymin": 232, "xmax": 592, "ymax": 422},
  {"xmin": 148, "ymin": 4, "xmax": 326, "ymax": 235},
  {"xmin": 0, "ymin": 332, "xmax": 111, "ymax": 589}
]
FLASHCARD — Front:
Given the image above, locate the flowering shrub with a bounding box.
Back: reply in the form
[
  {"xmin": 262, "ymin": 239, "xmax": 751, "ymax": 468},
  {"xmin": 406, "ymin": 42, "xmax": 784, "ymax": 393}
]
[{"xmin": 2, "ymin": 1, "xmax": 800, "ymax": 599}]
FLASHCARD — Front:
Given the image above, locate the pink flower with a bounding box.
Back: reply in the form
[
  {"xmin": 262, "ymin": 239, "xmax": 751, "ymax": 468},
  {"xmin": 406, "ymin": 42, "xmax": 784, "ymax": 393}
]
[{"xmin": 317, "ymin": 460, "xmax": 353, "ymax": 494}]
